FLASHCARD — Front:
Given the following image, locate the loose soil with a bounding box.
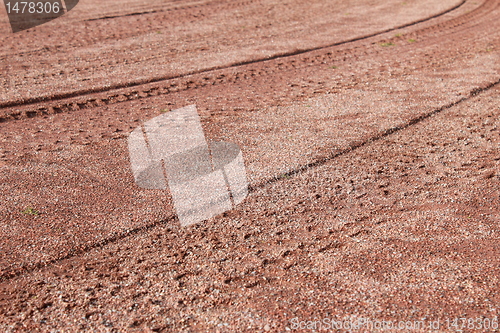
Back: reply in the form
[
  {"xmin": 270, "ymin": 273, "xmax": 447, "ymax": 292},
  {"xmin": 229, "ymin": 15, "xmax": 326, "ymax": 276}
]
[{"xmin": 0, "ymin": 0, "xmax": 499, "ymax": 331}]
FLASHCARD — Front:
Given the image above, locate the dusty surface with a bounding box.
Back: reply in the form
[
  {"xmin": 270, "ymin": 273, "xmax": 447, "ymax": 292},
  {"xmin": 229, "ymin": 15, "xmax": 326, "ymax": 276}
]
[
  {"xmin": 0, "ymin": 0, "xmax": 499, "ymax": 331},
  {"xmin": 0, "ymin": 0, "xmax": 461, "ymax": 105}
]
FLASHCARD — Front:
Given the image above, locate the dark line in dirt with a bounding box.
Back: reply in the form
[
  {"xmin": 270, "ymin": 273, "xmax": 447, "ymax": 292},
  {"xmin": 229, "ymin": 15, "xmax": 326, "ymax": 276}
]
[
  {"xmin": 0, "ymin": 215, "xmax": 177, "ymax": 283},
  {"xmin": 84, "ymin": 0, "xmax": 241, "ymax": 22},
  {"xmin": 1, "ymin": 76, "xmax": 499, "ymax": 283},
  {"xmin": 85, "ymin": 9, "xmax": 160, "ymax": 21},
  {"xmin": 0, "ymin": 0, "xmax": 466, "ymax": 111},
  {"xmin": 249, "ymin": 78, "xmax": 500, "ymax": 192}
]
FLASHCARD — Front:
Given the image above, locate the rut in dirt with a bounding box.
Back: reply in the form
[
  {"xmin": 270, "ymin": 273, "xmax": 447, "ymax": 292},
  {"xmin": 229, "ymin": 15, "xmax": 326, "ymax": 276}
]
[{"xmin": 0, "ymin": 0, "xmax": 475, "ymax": 116}]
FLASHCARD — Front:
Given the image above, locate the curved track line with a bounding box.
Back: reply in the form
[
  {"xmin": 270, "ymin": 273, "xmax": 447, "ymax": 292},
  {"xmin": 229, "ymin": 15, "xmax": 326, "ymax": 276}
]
[
  {"xmin": 0, "ymin": 0, "xmax": 265, "ymax": 60},
  {"xmin": 0, "ymin": 0, "xmax": 497, "ymax": 281},
  {"xmin": 0, "ymin": 0, "xmax": 467, "ymax": 113},
  {"xmin": 85, "ymin": 0, "xmax": 263, "ymax": 22},
  {"xmin": 1, "ymin": 76, "xmax": 499, "ymax": 283}
]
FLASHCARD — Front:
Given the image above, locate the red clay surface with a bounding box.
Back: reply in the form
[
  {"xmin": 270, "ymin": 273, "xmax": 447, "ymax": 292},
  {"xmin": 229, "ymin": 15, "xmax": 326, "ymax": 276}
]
[{"xmin": 0, "ymin": 0, "xmax": 499, "ymax": 331}]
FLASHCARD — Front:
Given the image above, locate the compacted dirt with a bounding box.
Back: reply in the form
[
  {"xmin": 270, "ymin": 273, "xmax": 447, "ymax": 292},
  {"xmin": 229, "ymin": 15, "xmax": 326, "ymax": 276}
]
[{"xmin": 0, "ymin": 0, "xmax": 499, "ymax": 331}]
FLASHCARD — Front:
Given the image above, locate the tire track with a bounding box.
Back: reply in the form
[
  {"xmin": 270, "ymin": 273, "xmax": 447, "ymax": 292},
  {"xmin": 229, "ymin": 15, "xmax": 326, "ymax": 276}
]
[
  {"xmin": 84, "ymin": 0, "xmax": 263, "ymax": 22},
  {"xmin": 1, "ymin": 75, "xmax": 499, "ymax": 283},
  {"xmin": 0, "ymin": 0, "xmax": 472, "ymax": 120},
  {"xmin": 0, "ymin": 0, "xmax": 499, "ymax": 282},
  {"xmin": 249, "ymin": 78, "xmax": 500, "ymax": 191},
  {"xmin": 0, "ymin": 0, "xmax": 265, "ymax": 59}
]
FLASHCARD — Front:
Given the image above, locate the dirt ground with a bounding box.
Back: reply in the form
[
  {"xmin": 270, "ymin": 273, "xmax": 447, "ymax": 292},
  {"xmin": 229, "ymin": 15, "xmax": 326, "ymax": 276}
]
[{"xmin": 0, "ymin": 0, "xmax": 499, "ymax": 331}]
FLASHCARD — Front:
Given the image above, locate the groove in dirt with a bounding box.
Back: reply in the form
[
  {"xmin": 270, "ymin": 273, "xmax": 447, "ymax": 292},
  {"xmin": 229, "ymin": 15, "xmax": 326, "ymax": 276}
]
[
  {"xmin": 0, "ymin": 0, "xmax": 467, "ymax": 112},
  {"xmin": 1, "ymin": 76, "xmax": 499, "ymax": 283},
  {"xmin": 84, "ymin": 0, "xmax": 241, "ymax": 22}
]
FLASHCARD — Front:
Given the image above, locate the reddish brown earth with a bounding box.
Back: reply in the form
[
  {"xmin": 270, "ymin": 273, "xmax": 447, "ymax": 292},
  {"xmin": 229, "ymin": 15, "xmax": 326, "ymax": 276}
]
[{"xmin": 0, "ymin": 0, "xmax": 499, "ymax": 331}]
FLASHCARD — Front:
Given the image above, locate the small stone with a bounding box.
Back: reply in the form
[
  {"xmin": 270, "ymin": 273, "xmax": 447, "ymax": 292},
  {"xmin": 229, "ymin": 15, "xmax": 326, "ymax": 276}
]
[{"xmin": 483, "ymin": 170, "xmax": 495, "ymax": 179}]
